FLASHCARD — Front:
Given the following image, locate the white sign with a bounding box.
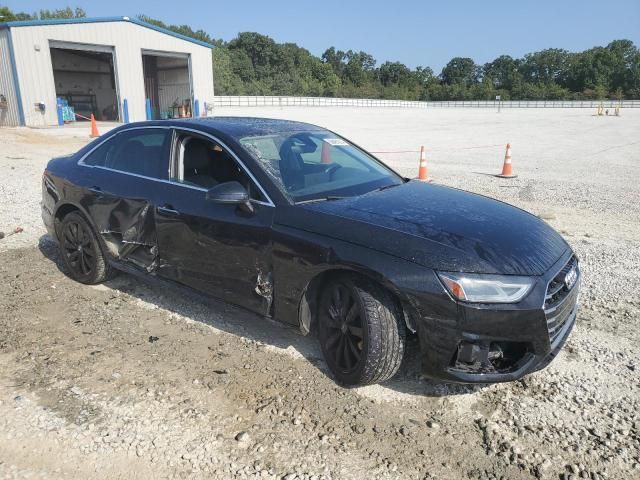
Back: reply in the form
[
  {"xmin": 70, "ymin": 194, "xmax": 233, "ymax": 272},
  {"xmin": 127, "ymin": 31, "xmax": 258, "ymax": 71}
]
[{"xmin": 323, "ymin": 138, "xmax": 349, "ymax": 146}]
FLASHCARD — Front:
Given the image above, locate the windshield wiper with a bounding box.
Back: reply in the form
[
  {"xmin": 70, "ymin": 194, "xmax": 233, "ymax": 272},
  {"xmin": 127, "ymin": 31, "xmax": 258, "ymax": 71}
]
[
  {"xmin": 374, "ymin": 183, "xmax": 402, "ymax": 192},
  {"xmin": 295, "ymin": 195, "xmax": 349, "ymax": 205}
]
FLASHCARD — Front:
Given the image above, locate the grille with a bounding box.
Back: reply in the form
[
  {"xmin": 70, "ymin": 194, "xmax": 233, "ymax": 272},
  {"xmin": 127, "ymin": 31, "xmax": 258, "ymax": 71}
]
[{"xmin": 544, "ymin": 256, "xmax": 579, "ymax": 341}]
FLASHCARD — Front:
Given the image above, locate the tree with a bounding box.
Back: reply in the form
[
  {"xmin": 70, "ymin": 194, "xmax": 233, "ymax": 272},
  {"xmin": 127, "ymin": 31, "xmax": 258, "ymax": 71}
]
[
  {"xmin": 212, "ymin": 44, "xmax": 245, "ymax": 95},
  {"xmin": 607, "ymin": 40, "xmax": 640, "ymax": 95},
  {"xmin": 413, "ymin": 66, "xmax": 435, "ymax": 85},
  {"xmin": 0, "ymin": 6, "xmax": 32, "ymax": 21},
  {"xmin": 565, "ymin": 47, "xmax": 612, "ymax": 93},
  {"xmin": 228, "ymin": 32, "xmax": 279, "ymax": 76},
  {"xmin": 520, "ymin": 48, "xmax": 570, "ymax": 85},
  {"xmin": 441, "ymin": 57, "xmax": 480, "ymax": 86},
  {"xmin": 322, "ymin": 47, "xmax": 346, "ymax": 77},
  {"xmin": 229, "ymin": 49, "xmax": 256, "ymax": 82},
  {"xmin": 1, "ymin": 5, "xmax": 86, "ymax": 21},
  {"xmin": 483, "ymin": 55, "xmax": 521, "ymax": 90},
  {"xmin": 379, "ymin": 61, "xmax": 412, "ymax": 87},
  {"xmin": 39, "ymin": 7, "xmax": 86, "ymax": 19},
  {"xmin": 343, "ymin": 50, "xmax": 376, "ymax": 86}
]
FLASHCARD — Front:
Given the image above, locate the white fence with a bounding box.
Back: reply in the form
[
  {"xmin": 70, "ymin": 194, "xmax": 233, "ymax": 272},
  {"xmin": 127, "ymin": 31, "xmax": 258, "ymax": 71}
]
[{"xmin": 211, "ymin": 96, "xmax": 640, "ymax": 109}]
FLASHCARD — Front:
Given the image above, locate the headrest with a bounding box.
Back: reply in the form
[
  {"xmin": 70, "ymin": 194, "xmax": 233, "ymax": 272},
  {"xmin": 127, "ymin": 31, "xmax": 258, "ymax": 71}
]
[{"xmin": 184, "ymin": 141, "xmax": 210, "ymax": 170}]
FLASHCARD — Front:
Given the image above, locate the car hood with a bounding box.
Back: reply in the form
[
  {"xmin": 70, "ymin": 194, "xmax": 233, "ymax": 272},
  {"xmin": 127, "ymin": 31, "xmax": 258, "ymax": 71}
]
[{"xmin": 276, "ymin": 181, "xmax": 569, "ymax": 275}]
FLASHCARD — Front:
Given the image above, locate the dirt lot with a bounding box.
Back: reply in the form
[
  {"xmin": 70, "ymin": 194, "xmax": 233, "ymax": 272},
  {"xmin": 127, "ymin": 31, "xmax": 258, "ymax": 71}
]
[{"xmin": 0, "ymin": 109, "xmax": 639, "ymax": 479}]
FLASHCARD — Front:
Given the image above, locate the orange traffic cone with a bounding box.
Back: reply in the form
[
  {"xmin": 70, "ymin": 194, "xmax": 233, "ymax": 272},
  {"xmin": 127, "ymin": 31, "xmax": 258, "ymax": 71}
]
[
  {"xmin": 321, "ymin": 140, "xmax": 331, "ymax": 164},
  {"xmin": 90, "ymin": 114, "xmax": 100, "ymax": 138},
  {"xmin": 417, "ymin": 146, "xmax": 430, "ymax": 181},
  {"xmin": 496, "ymin": 143, "xmax": 516, "ymax": 178}
]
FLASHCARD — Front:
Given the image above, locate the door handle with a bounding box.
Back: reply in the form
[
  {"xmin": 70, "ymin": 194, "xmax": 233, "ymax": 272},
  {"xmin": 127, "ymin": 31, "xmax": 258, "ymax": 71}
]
[
  {"xmin": 157, "ymin": 205, "xmax": 180, "ymax": 216},
  {"xmin": 88, "ymin": 186, "xmax": 102, "ymax": 195}
]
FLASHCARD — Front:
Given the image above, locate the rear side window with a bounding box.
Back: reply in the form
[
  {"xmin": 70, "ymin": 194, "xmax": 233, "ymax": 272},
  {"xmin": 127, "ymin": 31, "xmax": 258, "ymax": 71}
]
[
  {"xmin": 82, "ymin": 139, "xmax": 112, "ymax": 167},
  {"xmin": 82, "ymin": 128, "xmax": 171, "ymax": 179}
]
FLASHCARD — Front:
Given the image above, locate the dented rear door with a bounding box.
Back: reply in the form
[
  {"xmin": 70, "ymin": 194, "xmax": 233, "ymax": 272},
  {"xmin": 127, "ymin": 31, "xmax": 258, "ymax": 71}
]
[{"xmin": 78, "ymin": 127, "xmax": 172, "ymax": 271}]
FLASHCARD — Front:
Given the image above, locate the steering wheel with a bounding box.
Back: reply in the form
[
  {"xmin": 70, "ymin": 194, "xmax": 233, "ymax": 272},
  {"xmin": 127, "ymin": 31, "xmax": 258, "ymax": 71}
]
[{"xmin": 324, "ymin": 163, "xmax": 342, "ymax": 179}]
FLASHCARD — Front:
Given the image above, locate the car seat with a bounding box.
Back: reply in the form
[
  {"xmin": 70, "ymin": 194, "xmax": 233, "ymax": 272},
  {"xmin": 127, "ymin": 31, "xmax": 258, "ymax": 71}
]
[
  {"xmin": 183, "ymin": 140, "xmax": 217, "ymax": 188},
  {"xmin": 279, "ymin": 141, "xmax": 306, "ymax": 192}
]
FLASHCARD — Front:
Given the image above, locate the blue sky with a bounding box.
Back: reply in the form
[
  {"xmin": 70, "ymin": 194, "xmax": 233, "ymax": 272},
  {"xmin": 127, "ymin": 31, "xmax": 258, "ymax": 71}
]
[{"xmin": 4, "ymin": 0, "xmax": 640, "ymax": 71}]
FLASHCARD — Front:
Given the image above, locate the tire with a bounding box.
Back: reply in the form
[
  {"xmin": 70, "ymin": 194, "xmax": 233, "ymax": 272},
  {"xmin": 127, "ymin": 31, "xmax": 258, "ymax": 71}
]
[
  {"xmin": 318, "ymin": 275, "xmax": 406, "ymax": 386},
  {"xmin": 58, "ymin": 211, "xmax": 112, "ymax": 285}
]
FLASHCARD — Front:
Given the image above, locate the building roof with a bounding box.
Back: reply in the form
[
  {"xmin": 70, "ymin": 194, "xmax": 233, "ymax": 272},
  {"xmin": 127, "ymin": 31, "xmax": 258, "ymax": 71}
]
[{"xmin": 0, "ymin": 16, "xmax": 214, "ymax": 49}]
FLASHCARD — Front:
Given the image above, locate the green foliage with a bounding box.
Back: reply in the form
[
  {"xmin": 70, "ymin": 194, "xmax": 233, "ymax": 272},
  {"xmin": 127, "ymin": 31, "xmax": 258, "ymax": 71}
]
[
  {"xmin": 39, "ymin": 7, "xmax": 86, "ymax": 19},
  {"xmin": 0, "ymin": 5, "xmax": 86, "ymax": 21},
  {"xmin": 483, "ymin": 55, "xmax": 521, "ymax": 90},
  {"xmin": 1, "ymin": 6, "xmax": 638, "ymax": 100},
  {"xmin": 441, "ymin": 57, "xmax": 481, "ymax": 86},
  {"xmin": 0, "ymin": 6, "xmax": 20, "ymax": 20},
  {"xmin": 126, "ymin": 15, "xmax": 637, "ymax": 102}
]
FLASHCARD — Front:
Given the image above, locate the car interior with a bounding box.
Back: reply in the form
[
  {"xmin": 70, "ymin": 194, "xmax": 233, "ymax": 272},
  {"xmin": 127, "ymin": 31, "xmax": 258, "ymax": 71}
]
[
  {"xmin": 178, "ymin": 135, "xmax": 264, "ymax": 201},
  {"xmin": 267, "ymin": 134, "xmax": 378, "ymax": 196},
  {"xmin": 242, "ymin": 133, "xmax": 378, "ymax": 196}
]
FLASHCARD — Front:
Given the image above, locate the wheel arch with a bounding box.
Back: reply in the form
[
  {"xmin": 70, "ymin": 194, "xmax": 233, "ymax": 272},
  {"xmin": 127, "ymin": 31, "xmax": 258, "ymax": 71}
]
[
  {"xmin": 53, "ymin": 202, "xmax": 81, "ymax": 239},
  {"xmin": 53, "ymin": 202, "xmax": 100, "ymax": 244},
  {"xmin": 297, "ymin": 266, "xmax": 416, "ymax": 336}
]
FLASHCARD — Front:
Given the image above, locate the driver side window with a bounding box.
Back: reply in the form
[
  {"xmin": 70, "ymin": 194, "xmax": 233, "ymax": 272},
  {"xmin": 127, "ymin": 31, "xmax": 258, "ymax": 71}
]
[{"xmin": 174, "ymin": 133, "xmax": 266, "ymax": 202}]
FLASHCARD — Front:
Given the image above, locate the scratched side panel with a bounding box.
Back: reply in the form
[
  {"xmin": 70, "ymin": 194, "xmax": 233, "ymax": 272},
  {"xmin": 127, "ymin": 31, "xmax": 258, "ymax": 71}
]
[{"xmin": 72, "ymin": 166, "xmax": 162, "ymax": 271}]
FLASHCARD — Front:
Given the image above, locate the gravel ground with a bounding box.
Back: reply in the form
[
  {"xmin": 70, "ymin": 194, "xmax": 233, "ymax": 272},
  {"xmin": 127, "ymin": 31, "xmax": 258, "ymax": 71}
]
[{"xmin": 0, "ymin": 108, "xmax": 639, "ymax": 479}]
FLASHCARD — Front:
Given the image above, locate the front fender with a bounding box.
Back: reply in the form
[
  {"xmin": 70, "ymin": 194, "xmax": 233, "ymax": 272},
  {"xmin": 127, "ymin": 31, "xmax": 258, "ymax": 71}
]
[{"xmin": 271, "ymin": 224, "xmax": 452, "ymax": 334}]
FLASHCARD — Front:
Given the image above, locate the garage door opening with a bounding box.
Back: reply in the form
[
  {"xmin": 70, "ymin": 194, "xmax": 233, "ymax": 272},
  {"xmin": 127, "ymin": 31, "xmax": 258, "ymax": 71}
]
[
  {"xmin": 142, "ymin": 52, "xmax": 193, "ymax": 120},
  {"xmin": 50, "ymin": 47, "xmax": 120, "ymax": 122}
]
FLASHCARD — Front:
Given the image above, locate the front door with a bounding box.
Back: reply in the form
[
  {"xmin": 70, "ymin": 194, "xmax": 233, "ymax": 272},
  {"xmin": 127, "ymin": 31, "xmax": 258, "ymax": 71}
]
[{"xmin": 155, "ymin": 130, "xmax": 275, "ymax": 315}]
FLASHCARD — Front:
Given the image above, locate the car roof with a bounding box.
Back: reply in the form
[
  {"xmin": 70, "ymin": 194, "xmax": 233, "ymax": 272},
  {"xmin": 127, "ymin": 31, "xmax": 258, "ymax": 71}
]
[{"xmin": 167, "ymin": 116, "xmax": 326, "ymax": 138}]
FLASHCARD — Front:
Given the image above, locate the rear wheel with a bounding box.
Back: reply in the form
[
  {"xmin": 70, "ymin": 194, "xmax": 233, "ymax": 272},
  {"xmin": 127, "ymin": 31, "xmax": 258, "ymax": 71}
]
[
  {"xmin": 59, "ymin": 211, "xmax": 111, "ymax": 284},
  {"xmin": 318, "ymin": 276, "xmax": 406, "ymax": 386}
]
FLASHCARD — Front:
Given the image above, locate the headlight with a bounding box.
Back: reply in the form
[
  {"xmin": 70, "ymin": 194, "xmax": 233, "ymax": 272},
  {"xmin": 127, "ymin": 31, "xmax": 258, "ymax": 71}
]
[{"xmin": 437, "ymin": 272, "xmax": 534, "ymax": 303}]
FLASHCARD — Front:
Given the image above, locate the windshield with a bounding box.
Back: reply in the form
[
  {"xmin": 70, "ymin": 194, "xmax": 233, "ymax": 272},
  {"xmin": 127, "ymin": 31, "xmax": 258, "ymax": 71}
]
[{"xmin": 238, "ymin": 130, "xmax": 403, "ymax": 202}]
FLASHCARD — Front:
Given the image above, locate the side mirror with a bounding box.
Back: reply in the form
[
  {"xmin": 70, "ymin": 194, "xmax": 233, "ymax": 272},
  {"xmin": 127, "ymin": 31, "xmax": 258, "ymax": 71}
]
[{"xmin": 206, "ymin": 181, "xmax": 254, "ymax": 213}]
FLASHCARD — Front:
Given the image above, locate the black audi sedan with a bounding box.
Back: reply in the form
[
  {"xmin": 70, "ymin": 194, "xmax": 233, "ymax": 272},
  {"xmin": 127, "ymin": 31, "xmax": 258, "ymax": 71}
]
[{"xmin": 41, "ymin": 117, "xmax": 580, "ymax": 386}]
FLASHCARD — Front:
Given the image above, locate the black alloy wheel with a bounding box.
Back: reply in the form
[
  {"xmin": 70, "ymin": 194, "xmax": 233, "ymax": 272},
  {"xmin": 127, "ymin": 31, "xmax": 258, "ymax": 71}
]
[
  {"xmin": 318, "ymin": 276, "xmax": 406, "ymax": 386},
  {"xmin": 59, "ymin": 211, "xmax": 111, "ymax": 284},
  {"xmin": 323, "ymin": 282, "xmax": 365, "ymax": 373},
  {"xmin": 62, "ymin": 220, "xmax": 96, "ymax": 276}
]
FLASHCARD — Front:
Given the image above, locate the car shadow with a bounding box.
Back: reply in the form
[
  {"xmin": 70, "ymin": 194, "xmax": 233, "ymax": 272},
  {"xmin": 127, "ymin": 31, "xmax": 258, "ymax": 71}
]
[{"xmin": 38, "ymin": 234, "xmax": 485, "ymax": 399}]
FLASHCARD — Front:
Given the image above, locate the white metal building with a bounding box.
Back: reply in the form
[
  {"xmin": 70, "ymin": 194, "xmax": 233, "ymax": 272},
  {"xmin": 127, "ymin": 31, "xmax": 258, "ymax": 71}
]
[{"xmin": 0, "ymin": 16, "xmax": 214, "ymax": 127}]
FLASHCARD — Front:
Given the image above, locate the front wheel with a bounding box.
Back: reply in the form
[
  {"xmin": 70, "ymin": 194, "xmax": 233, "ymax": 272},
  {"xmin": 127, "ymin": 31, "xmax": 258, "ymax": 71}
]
[
  {"xmin": 318, "ymin": 276, "xmax": 406, "ymax": 386},
  {"xmin": 59, "ymin": 211, "xmax": 112, "ymax": 284}
]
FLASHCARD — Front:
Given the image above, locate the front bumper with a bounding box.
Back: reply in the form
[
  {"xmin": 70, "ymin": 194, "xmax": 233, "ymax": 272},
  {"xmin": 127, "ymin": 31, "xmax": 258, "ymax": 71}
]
[{"xmin": 412, "ymin": 251, "xmax": 579, "ymax": 384}]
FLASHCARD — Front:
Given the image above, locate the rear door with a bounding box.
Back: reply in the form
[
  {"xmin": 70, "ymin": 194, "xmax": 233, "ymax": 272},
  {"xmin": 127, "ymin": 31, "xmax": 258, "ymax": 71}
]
[
  {"xmin": 78, "ymin": 127, "xmax": 172, "ymax": 271},
  {"xmin": 154, "ymin": 129, "xmax": 275, "ymax": 315}
]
